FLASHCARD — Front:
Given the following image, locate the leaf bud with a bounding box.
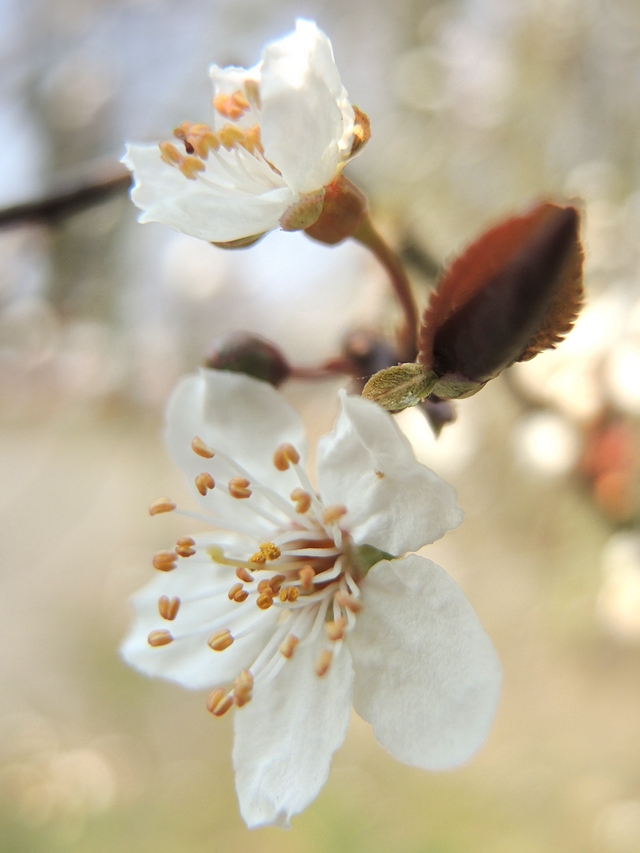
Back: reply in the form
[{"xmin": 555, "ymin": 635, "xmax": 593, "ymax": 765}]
[{"xmin": 204, "ymin": 332, "xmax": 291, "ymax": 386}]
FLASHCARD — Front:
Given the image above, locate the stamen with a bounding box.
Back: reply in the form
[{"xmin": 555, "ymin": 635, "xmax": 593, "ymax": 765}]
[
  {"xmin": 149, "ymin": 497, "xmax": 176, "ymax": 516},
  {"xmin": 233, "ymin": 670, "xmax": 253, "ymax": 707},
  {"xmin": 244, "ymin": 79, "xmax": 261, "ymax": 108},
  {"xmin": 173, "ymin": 122, "xmax": 194, "ymax": 145},
  {"xmin": 158, "ymin": 142, "xmax": 182, "ymax": 165},
  {"xmin": 158, "ymin": 595, "xmax": 180, "ymax": 621},
  {"xmin": 279, "ymin": 634, "xmax": 299, "ymax": 659},
  {"xmin": 315, "ymin": 649, "xmax": 333, "ymax": 677},
  {"xmin": 207, "ymin": 688, "xmax": 233, "ymax": 717},
  {"xmin": 249, "ymin": 542, "xmax": 281, "ymax": 563},
  {"xmin": 236, "ymin": 567, "xmax": 254, "ymax": 583},
  {"xmin": 273, "ymin": 443, "xmax": 300, "ymax": 471},
  {"xmin": 335, "ymin": 591, "xmax": 362, "ymax": 613},
  {"xmin": 325, "ymin": 617, "xmax": 346, "ymax": 642},
  {"xmin": 290, "ymin": 488, "xmax": 311, "ymax": 514},
  {"xmin": 299, "ymin": 565, "xmax": 315, "ymax": 591},
  {"xmin": 192, "ymin": 130, "xmax": 219, "ymax": 159},
  {"xmin": 208, "ymin": 629, "xmax": 234, "ymax": 651},
  {"xmin": 191, "ymin": 436, "xmax": 215, "ymax": 458},
  {"xmin": 233, "ymin": 589, "xmax": 249, "ymax": 602},
  {"xmin": 178, "ymin": 155, "xmax": 206, "ymax": 179},
  {"xmin": 177, "ymin": 537, "xmax": 195, "ymax": 548},
  {"xmin": 323, "ymin": 505, "xmax": 347, "ymax": 525},
  {"xmin": 229, "ymin": 477, "xmax": 252, "ymax": 499},
  {"xmin": 257, "ymin": 579, "xmax": 271, "ymax": 593},
  {"xmin": 219, "ymin": 124, "xmax": 247, "ymax": 149},
  {"xmin": 287, "ymin": 587, "xmax": 299, "ymax": 602},
  {"xmin": 148, "ymin": 629, "xmax": 173, "ymax": 647},
  {"xmin": 241, "ymin": 125, "xmax": 263, "ymax": 155},
  {"xmin": 228, "ymin": 583, "xmax": 244, "ymax": 600},
  {"xmin": 268, "ymin": 574, "xmax": 286, "ymax": 593},
  {"xmin": 213, "ymin": 94, "xmax": 249, "ymax": 121},
  {"xmin": 152, "ymin": 550, "xmax": 178, "ymax": 571},
  {"xmin": 256, "ymin": 591, "xmax": 274, "ymax": 610},
  {"xmin": 195, "ymin": 472, "xmax": 215, "ymax": 496},
  {"xmin": 175, "ymin": 545, "xmax": 196, "ymax": 558}
]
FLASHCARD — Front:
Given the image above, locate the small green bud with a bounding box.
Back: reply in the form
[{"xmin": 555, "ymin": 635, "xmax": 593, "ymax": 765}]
[{"xmin": 361, "ymin": 363, "xmax": 438, "ymax": 412}]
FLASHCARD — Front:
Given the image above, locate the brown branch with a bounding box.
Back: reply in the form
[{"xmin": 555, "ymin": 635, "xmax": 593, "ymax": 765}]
[{"xmin": 0, "ymin": 163, "xmax": 132, "ymax": 230}]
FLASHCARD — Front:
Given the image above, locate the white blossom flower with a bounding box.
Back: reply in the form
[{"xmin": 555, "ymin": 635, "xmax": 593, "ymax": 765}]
[
  {"xmin": 121, "ymin": 369, "xmax": 501, "ymax": 828},
  {"xmin": 122, "ymin": 21, "xmax": 370, "ymax": 245}
]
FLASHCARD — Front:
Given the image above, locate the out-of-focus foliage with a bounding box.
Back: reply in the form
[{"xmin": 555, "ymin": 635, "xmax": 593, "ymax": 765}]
[{"xmin": 2, "ymin": 0, "xmax": 640, "ymax": 850}]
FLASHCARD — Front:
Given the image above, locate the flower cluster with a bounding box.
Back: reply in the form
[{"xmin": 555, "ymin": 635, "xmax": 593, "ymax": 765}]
[{"xmin": 122, "ymin": 369, "xmax": 501, "ymax": 828}]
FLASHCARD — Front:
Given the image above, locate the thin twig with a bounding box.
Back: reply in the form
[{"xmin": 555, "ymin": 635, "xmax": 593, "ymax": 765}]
[{"xmin": 0, "ymin": 164, "xmax": 132, "ymax": 230}]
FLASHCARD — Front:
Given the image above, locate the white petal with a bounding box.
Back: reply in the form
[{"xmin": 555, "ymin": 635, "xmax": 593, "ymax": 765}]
[
  {"xmin": 260, "ymin": 20, "xmax": 350, "ymax": 194},
  {"xmin": 165, "ymin": 369, "xmax": 308, "ymax": 536},
  {"xmin": 233, "ymin": 631, "xmax": 353, "ymax": 827},
  {"xmin": 316, "ymin": 392, "xmax": 463, "ymax": 554},
  {"xmin": 122, "ymin": 144, "xmax": 293, "ymax": 242},
  {"xmin": 121, "ymin": 534, "xmax": 280, "ymax": 690},
  {"xmin": 348, "ymin": 555, "xmax": 501, "ymax": 770}
]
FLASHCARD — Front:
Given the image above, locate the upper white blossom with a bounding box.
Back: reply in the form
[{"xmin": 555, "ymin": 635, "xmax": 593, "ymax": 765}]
[
  {"xmin": 121, "ymin": 369, "xmax": 501, "ymax": 828},
  {"xmin": 122, "ymin": 21, "xmax": 369, "ymax": 244}
]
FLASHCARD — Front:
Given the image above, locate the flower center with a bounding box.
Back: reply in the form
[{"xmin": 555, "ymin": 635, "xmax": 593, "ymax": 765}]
[{"xmin": 146, "ymin": 436, "xmax": 363, "ymax": 717}]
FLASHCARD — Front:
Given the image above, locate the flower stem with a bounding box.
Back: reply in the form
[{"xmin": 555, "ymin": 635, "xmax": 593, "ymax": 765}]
[{"xmin": 352, "ymin": 215, "xmax": 419, "ymax": 362}]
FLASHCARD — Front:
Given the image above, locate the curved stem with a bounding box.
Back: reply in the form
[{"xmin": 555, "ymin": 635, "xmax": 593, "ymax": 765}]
[{"xmin": 352, "ymin": 215, "xmax": 419, "ymax": 362}]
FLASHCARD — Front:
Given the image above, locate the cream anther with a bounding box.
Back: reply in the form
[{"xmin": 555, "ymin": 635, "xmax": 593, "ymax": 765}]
[
  {"xmin": 233, "ymin": 670, "xmax": 254, "ymax": 707},
  {"xmin": 279, "ymin": 634, "xmax": 299, "ymax": 659},
  {"xmin": 195, "ymin": 472, "xmax": 215, "ymax": 496},
  {"xmin": 290, "ymin": 488, "xmax": 311, "ymax": 514},
  {"xmin": 149, "ymin": 497, "xmax": 176, "ymax": 516},
  {"xmin": 323, "ymin": 505, "xmax": 347, "ymax": 525},
  {"xmin": 158, "ymin": 595, "xmax": 180, "ymax": 621},
  {"xmin": 335, "ymin": 591, "xmax": 362, "ymax": 613},
  {"xmin": 273, "ymin": 443, "xmax": 300, "ymax": 471},
  {"xmin": 207, "ymin": 688, "xmax": 233, "ymax": 717},
  {"xmin": 152, "ymin": 550, "xmax": 178, "ymax": 572},
  {"xmin": 299, "ymin": 565, "xmax": 315, "ymax": 591},
  {"xmin": 148, "ymin": 629, "xmax": 173, "ymax": 647},
  {"xmin": 325, "ymin": 617, "xmax": 346, "ymax": 642},
  {"xmin": 315, "ymin": 649, "xmax": 333, "ymax": 677},
  {"xmin": 191, "ymin": 436, "xmax": 215, "ymax": 458},
  {"xmin": 229, "ymin": 477, "xmax": 252, "ymax": 499},
  {"xmin": 208, "ymin": 629, "xmax": 234, "ymax": 651}
]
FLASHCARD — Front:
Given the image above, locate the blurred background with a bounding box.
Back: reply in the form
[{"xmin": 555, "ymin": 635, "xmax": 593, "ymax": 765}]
[{"xmin": 2, "ymin": 0, "xmax": 640, "ymax": 850}]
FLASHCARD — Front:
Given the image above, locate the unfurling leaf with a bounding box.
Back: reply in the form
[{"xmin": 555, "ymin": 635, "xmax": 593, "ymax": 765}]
[{"xmin": 362, "ymin": 363, "xmax": 438, "ymax": 412}]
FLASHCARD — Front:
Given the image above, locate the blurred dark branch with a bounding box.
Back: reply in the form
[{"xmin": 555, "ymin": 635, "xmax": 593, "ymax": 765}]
[{"xmin": 0, "ymin": 163, "xmax": 132, "ymax": 230}]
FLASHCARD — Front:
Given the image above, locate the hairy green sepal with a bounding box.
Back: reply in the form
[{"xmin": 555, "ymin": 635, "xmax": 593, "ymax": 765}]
[{"xmin": 361, "ymin": 364, "xmax": 438, "ymax": 412}]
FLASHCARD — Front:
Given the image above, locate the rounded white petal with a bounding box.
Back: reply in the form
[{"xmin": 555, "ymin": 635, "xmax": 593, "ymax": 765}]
[
  {"xmin": 165, "ymin": 370, "xmax": 308, "ymax": 536},
  {"xmin": 316, "ymin": 392, "xmax": 463, "ymax": 554},
  {"xmin": 260, "ymin": 20, "xmax": 351, "ymax": 194},
  {"xmin": 233, "ymin": 631, "xmax": 353, "ymax": 828},
  {"xmin": 348, "ymin": 555, "xmax": 501, "ymax": 770},
  {"xmin": 121, "ymin": 535, "xmax": 280, "ymax": 690},
  {"xmin": 122, "ymin": 144, "xmax": 294, "ymax": 242}
]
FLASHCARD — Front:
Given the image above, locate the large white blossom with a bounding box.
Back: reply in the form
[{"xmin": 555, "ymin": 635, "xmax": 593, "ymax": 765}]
[
  {"xmin": 121, "ymin": 369, "xmax": 501, "ymax": 828},
  {"xmin": 122, "ymin": 21, "xmax": 368, "ymax": 244}
]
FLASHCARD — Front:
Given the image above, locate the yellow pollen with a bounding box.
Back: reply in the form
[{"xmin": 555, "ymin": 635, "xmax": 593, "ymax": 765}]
[
  {"xmin": 241, "ymin": 124, "xmax": 263, "ymax": 155},
  {"xmin": 148, "ymin": 629, "xmax": 173, "ymax": 647},
  {"xmin": 325, "ymin": 617, "xmax": 346, "ymax": 642},
  {"xmin": 287, "ymin": 587, "xmax": 299, "ymax": 602},
  {"xmin": 195, "ymin": 472, "xmax": 215, "ymax": 496},
  {"xmin": 335, "ymin": 591, "xmax": 362, "ymax": 613},
  {"xmin": 152, "ymin": 550, "xmax": 178, "ymax": 571},
  {"xmin": 229, "ymin": 477, "xmax": 252, "ymax": 499},
  {"xmin": 279, "ymin": 634, "xmax": 299, "ymax": 659},
  {"xmin": 290, "ymin": 488, "xmax": 311, "ymax": 514},
  {"xmin": 315, "ymin": 649, "xmax": 333, "ymax": 677},
  {"xmin": 273, "ymin": 443, "xmax": 300, "ymax": 471},
  {"xmin": 279, "ymin": 588, "xmax": 287, "ymax": 602},
  {"xmin": 179, "ymin": 155, "xmax": 206, "ymax": 180},
  {"xmin": 299, "ymin": 565, "xmax": 315, "ymax": 591},
  {"xmin": 208, "ymin": 629, "xmax": 234, "ymax": 652},
  {"xmin": 228, "ymin": 582, "xmax": 244, "ymax": 600},
  {"xmin": 149, "ymin": 497, "xmax": 176, "ymax": 516},
  {"xmin": 233, "ymin": 670, "xmax": 254, "ymax": 707},
  {"xmin": 191, "ymin": 436, "xmax": 215, "ymax": 458},
  {"xmin": 256, "ymin": 592, "xmax": 274, "ymax": 610},
  {"xmin": 236, "ymin": 566, "xmax": 254, "ymax": 583},
  {"xmin": 218, "ymin": 123, "xmax": 247, "ymax": 149},
  {"xmin": 207, "ymin": 688, "xmax": 233, "ymax": 717},
  {"xmin": 250, "ymin": 542, "xmax": 280, "ymax": 563},
  {"xmin": 158, "ymin": 595, "xmax": 180, "ymax": 621},
  {"xmin": 244, "ymin": 79, "xmax": 261, "ymax": 108},
  {"xmin": 213, "ymin": 93, "xmax": 250, "ymax": 121},
  {"xmin": 158, "ymin": 141, "xmax": 182, "ymax": 165},
  {"xmin": 323, "ymin": 504, "xmax": 347, "ymax": 525}
]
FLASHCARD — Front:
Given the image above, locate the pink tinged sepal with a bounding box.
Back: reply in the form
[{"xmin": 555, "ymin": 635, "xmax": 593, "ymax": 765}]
[{"xmin": 279, "ymin": 188, "xmax": 326, "ymax": 231}]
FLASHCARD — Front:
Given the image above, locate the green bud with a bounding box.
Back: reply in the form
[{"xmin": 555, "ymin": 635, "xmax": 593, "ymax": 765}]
[{"xmin": 361, "ymin": 363, "xmax": 438, "ymax": 412}]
